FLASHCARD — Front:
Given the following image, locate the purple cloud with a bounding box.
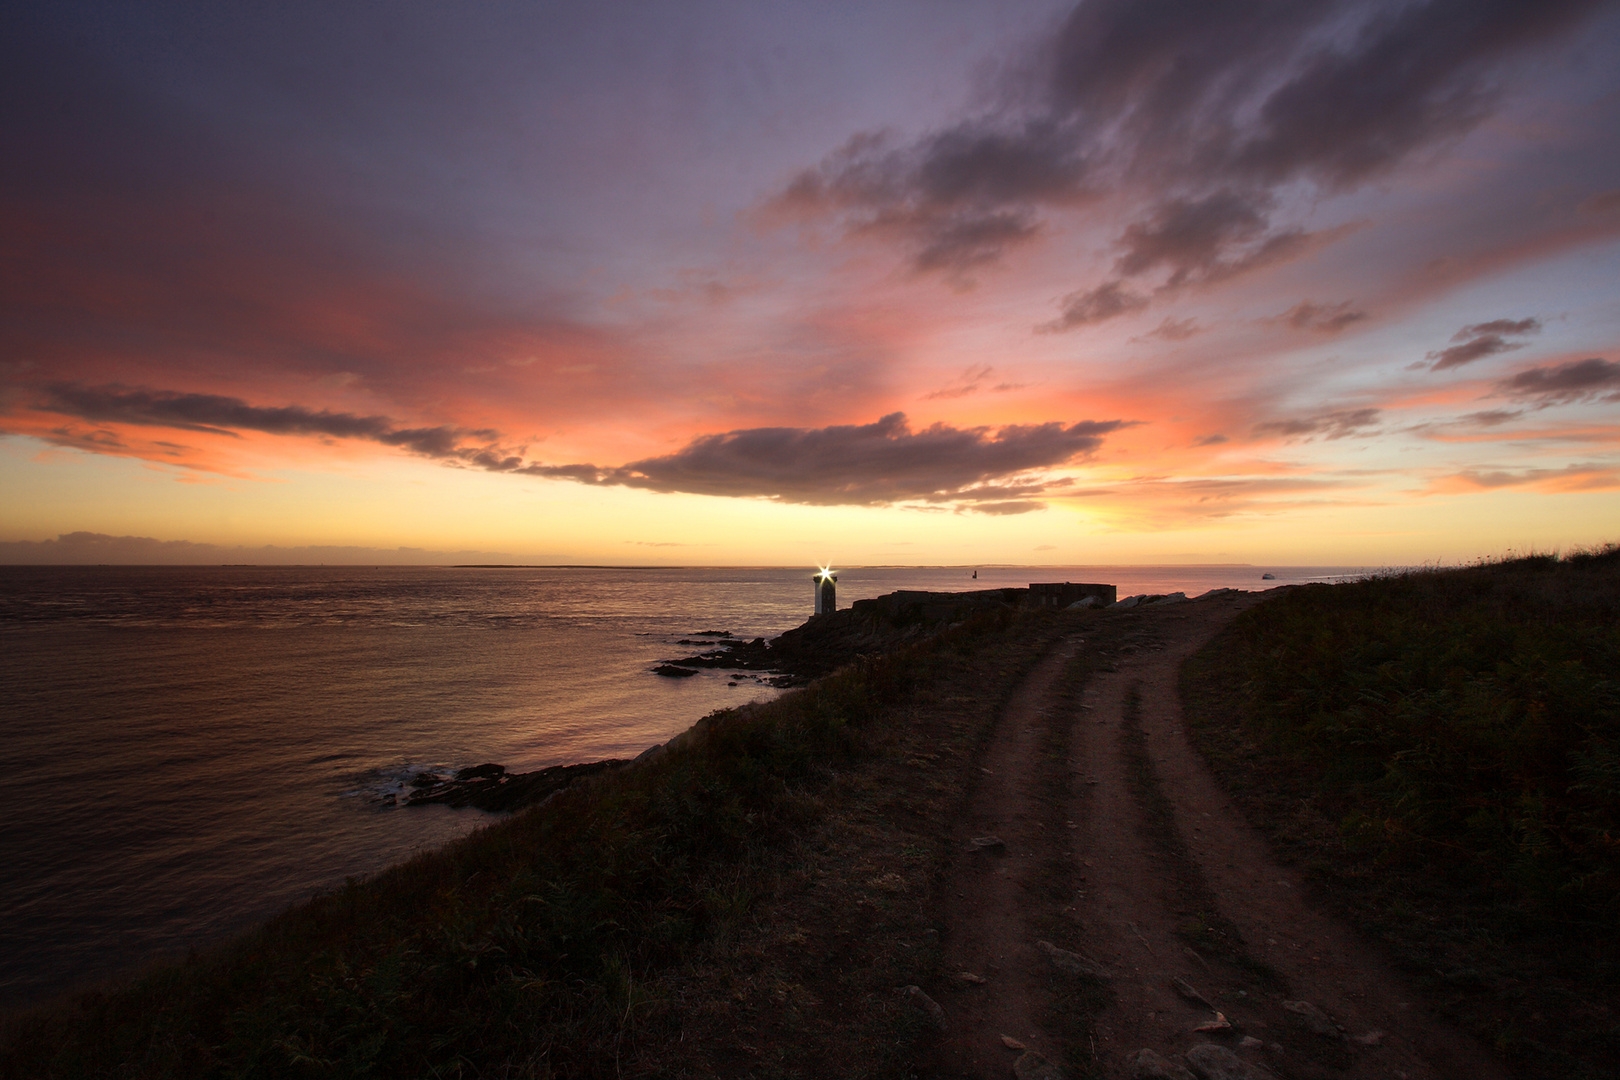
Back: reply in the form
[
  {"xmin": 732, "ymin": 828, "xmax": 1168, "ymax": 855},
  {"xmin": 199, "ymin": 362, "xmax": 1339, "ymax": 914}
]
[
  {"xmin": 1271, "ymin": 300, "xmax": 1369, "ymax": 334},
  {"xmin": 37, "ymin": 384, "xmax": 521, "ymax": 467},
  {"xmin": 1253, "ymin": 408, "xmax": 1382, "ymax": 441},
  {"xmin": 776, "ymin": 0, "xmax": 1607, "ymax": 323},
  {"xmin": 1427, "ymin": 316, "xmax": 1541, "ymax": 370},
  {"xmin": 522, "ymin": 412, "xmax": 1129, "ymax": 508},
  {"xmin": 1496, "ymin": 357, "xmax": 1620, "ymax": 405}
]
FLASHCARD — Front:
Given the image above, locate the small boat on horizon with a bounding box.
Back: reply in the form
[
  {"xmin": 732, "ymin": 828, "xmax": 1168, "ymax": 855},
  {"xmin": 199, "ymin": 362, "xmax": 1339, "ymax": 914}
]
[{"xmin": 1261, "ymin": 572, "xmax": 1276, "ymax": 580}]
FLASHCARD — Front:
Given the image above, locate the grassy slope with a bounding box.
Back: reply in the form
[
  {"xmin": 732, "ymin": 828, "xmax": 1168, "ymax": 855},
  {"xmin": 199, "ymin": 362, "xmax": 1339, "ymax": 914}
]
[
  {"xmin": 1182, "ymin": 548, "xmax": 1620, "ymax": 1079},
  {"xmin": 2, "ymin": 606, "xmax": 1077, "ymax": 1079}
]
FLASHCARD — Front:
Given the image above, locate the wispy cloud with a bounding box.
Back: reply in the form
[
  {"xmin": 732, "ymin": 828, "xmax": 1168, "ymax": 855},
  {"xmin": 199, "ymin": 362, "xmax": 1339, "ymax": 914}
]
[
  {"xmin": 1430, "ymin": 463, "xmax": 1620, "ymax": 492},
  {"xmin": 38, "ymin": 384, "xmax": 524, "ymax": 469},
  {"xmin": 0, "ymin": 532, "xmax": 516, "ymax": 565},
  {"xmin": 1040, "ymin": 281, "xmax": 1150, "ymax": 332},
  {"xmin": 1495, "ymin": 357, "xmax": 1620, "ymax": 406},
  {"xmin": 1269, "ymin": 300, "xmax": 1369, "ymax": 334},
  {"xmin": 924, "ymin": 364, "xmax": 1024, "ymax": 400},
  {"xmin": 1426, "ymin": 316, "xmax": 1541, "ymax": 370},
  {"xmin": 1253, "ymin": 408, "xmax": 1382, "ymax": 441},
  {"xmin": 1135, "ymin": 316, "xmax": 1203, "ymax": 343},
  {"xmin": 1051, "ymin": 471, "xmax": 1381, "ymax": 525}
]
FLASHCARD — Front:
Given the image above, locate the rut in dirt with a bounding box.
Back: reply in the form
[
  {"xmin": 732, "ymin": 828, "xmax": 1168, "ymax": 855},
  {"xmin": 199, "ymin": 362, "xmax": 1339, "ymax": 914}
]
[{"xmin": 920, "ymin": 595, "xmax": 1510, "ymax": 1080}]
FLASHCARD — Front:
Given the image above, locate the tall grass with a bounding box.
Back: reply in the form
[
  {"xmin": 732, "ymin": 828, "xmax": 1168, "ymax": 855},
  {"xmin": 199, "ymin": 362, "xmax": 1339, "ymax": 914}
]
[{"xmin": 1221, "ymin": 546, "xmax": 1619, "ymax": 926}]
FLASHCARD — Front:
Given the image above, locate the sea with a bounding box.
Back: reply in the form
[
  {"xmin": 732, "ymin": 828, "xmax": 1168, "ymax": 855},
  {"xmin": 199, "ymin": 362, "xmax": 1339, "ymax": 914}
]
[{"xmin": 0, "ymin": 562, "xmax": 1366, "ymax": 1012}]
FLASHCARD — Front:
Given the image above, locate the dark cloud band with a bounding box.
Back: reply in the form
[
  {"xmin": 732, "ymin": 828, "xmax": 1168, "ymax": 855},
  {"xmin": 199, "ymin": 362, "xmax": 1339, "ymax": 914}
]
[
  {"xmin": 33, "ymin": 386, "xmax": 1126, "ymax": 510},
  {"xmin": 522, "ymin": 412, "xmax": 1129, "ymax": 508},
  {"xmin": 1427, "ymin": 316, "xmax": 1541, "ymax": 370},
  {"xmin": 1496, "ymin": 357, "xmax": 1620, "ymax": 405},
  {"xmin": 38, "ymin": 384, "xmax": 516, "ymax": 466}
]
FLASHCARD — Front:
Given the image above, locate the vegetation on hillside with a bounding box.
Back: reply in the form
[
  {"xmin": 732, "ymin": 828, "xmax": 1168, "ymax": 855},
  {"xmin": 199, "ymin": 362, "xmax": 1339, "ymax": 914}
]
[
  {"xmin": 1183, "ymin": 546, "xmax": 1620, "ymax": 1078},
  {"xmin": 1, "ymin": 606, "xmax": 1074, "ymax": 1079}
]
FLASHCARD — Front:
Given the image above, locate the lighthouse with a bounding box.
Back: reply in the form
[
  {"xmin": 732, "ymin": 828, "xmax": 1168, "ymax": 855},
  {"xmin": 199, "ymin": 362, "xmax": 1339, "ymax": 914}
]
[{"xmin": 813, "ymin": 567, "xmax": 838, "ymax": 616}]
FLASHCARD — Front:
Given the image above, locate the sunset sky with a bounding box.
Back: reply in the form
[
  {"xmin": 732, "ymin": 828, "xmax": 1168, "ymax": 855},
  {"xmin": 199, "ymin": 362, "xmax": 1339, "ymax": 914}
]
[{"xmin": 3, "ymin": 0, "xmax": 1618, "ymax": 566}]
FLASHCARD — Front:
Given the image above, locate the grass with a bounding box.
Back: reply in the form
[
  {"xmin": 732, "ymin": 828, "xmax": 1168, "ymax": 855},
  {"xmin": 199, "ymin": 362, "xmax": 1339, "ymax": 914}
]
[
  {"xmin": 2, "ymin": 605, "xmax": 1077, "ymax": 1079},
  {"xmin": 1182, "ymin": 545, "xmax": 1620, "ymax": 1079}
]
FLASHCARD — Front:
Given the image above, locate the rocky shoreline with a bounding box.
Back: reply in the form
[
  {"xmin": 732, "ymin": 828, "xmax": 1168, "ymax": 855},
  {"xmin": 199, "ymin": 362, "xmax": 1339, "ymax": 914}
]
[
  {"xmin": 411, "ymin": 583, "xmax": 1240, "ymax": 816},
  {"xmin": 402, "ymin": 759, "xmax": 627, "ymax": 813},
  {"xmin": 655, "ymin": 585, "xmax": 1245, "ymax": 686},
  {"xmin": 401, "ymin": 592, "xmax": 977, "ymax": 814},
  {"xmin": 653, "ymin": 585, "xmax": 1069, "ymax": 686}
]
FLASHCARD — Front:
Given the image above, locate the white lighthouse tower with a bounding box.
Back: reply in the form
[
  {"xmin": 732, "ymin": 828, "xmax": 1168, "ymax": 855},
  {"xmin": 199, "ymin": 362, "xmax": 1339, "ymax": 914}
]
[{"xmin": 813, "ymin": 567, "xmax": 838, "ymax": 616}]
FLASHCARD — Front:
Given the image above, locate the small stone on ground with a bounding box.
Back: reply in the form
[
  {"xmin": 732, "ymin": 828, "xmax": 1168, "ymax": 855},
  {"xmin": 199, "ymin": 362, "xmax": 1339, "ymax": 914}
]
[
  {"xmin": 1281, "ymin": 999, "xmax": 1341, "ymax": 1039},
  {"xmin": 1185, "ymin": 1042, "xmax": 1271, "ymax": 1080},
  {"xmin": 901, "ymin": 985, "xmax": 945, "ymax": 1030},
  {"xmin": 1036, "ymin": 939, "xmax": 1110, "ymax": 980}
]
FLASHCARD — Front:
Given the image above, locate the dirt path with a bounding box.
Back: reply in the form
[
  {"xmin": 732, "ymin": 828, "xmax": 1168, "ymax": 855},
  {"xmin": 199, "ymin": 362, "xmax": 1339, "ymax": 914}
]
[{"xmin": 928, "ymin": 594, "xmax": 1511, "ymax": 1080}]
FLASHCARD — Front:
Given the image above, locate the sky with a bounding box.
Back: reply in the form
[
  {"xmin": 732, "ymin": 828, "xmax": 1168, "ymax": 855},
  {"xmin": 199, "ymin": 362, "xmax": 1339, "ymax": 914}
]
[{"xmin": 3, "ymin": 0, "xmax": 1618, "ymax": 566}]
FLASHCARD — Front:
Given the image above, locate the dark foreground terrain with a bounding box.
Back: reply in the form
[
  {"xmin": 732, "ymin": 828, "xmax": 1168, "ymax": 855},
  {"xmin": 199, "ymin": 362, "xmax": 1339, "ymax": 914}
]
[
  {"xmin": 1183, "ymin": 547, "xmax": 1619, "ymax": 1079},
  {"xmin": 3, "ymin": 548, "xmax": 1615, "ymax": 1079}
]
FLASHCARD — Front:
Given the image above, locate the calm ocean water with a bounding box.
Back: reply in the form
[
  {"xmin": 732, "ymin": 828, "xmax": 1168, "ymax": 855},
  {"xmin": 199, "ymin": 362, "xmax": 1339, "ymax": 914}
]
[{"xmin": 0, "ymin": 562, "xmax": 1363, "ymax": 1011}]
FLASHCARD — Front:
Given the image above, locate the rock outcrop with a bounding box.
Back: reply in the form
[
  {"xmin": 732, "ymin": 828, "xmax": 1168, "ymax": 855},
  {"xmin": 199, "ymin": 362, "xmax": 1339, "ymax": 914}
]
[{"xmin": 405, "ymin": 760, "xmax": 625, "ymax": 813}]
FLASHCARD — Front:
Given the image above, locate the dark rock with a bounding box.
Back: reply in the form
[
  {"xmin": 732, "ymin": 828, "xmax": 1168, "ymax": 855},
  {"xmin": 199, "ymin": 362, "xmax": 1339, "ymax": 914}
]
[
  {"xmin": 1184, "ymin": 1043, "xmax": 1271, "ymax": 1080},
  {"xmin": 1013, "ymin": 1050, "xmax": 1067, "ymax": 1080},
  {"xmin": 1132, "ymin": 1049, "xmax": 1196, "ymax": 1080},
  {"xmin": 901, "ymin": 985, "xmax": 945, "ymax": 1030},
  {"xmin": 1036, "ymin": 940, "xmax": 1110, "ymax": 981},
  {"xmin": 969, "ymin": 835, "xmax": 1007, "ymax": 853},
  {"xmin": 406, "ymin": 759, "xmax": 627, "ymax": 813},
  {"xmin": 1281, "ymin": 1000, "xmax": 1341, "ymax": 1039},
  {"xmin": 652, "ymin": 664, "xmax": 699, "ymax": 678},
  {"xmin": 1173, "ymin": 976, "xmax": 1215, "ymax": 1010},
  {"xmin": 661, "ymin": 588, "xmax": 1028, "ymax": 686}
]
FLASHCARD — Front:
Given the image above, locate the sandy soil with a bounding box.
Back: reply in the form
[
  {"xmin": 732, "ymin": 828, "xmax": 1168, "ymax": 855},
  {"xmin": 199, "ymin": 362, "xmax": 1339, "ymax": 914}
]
[{"xmin": 925, "ymin": 593, "xmax": 1511, "ymax": 1080}]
